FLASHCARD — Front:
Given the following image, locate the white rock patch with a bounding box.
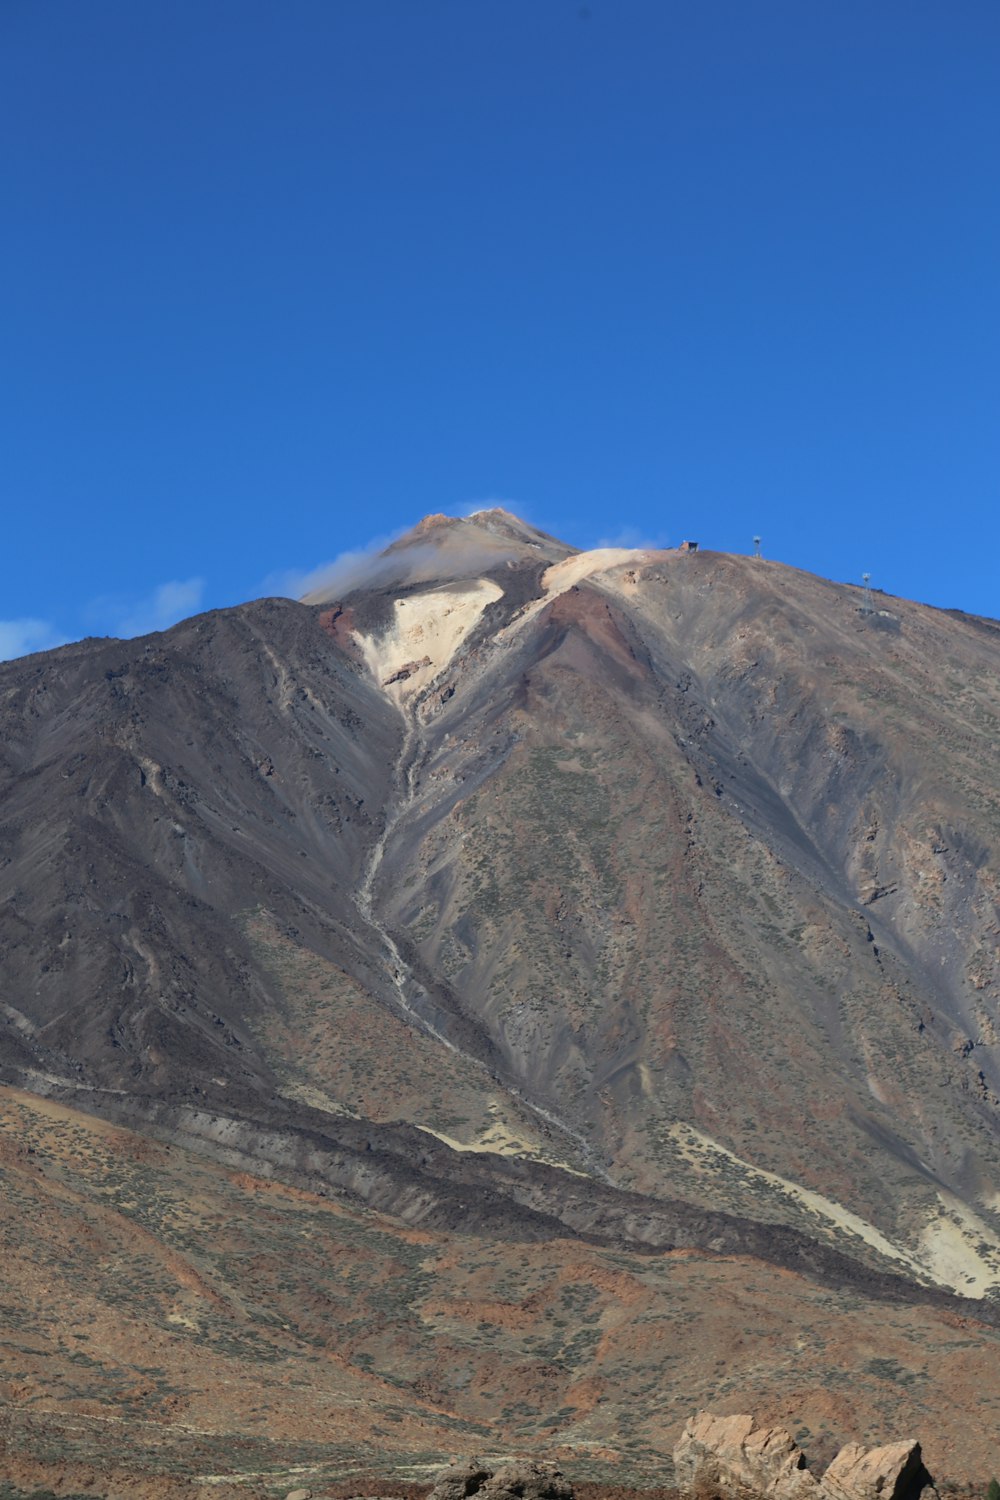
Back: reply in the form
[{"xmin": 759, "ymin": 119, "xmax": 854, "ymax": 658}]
[
  {"xmin": 356, "ymin": 579, "xmax": 503, "ymax": 704},
  {"xmin": 488, "ymin": 546, "xmax": 660, "ymax": 646},
  {"xmin": 917, "ymin": 1191, "xmax": 1000, "ymax": 1294},
  {"xmin": 669, "ymin": 1122, "xmax": 1000, "ymax": 1295},
  {"xmin": 541, "ymin": 546, "xmax": 655, "ymax": 595}
]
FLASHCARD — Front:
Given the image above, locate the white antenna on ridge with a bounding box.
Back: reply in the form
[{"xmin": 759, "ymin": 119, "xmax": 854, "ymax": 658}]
[
  {"xmin": 861, "ymin": 571, "xmax": 872, "ymax": 614},
  {"xmin": 753, "ymin": 535, "xmax": 762, "ymax": 559}
]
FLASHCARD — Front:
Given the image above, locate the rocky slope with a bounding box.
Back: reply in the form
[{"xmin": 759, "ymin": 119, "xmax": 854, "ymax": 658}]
[
  {"xmin": 1, "ymin": 508, "xmax": 1000, "ymax": 1486},
  {"xmin": 2, "ymin": 1084, "xmax": 1000, "ymax": 1496}
]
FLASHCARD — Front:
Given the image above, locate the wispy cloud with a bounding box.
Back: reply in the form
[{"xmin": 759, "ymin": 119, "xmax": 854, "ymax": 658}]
[
  {"xmin": 113, "ymin": 578, "xmax": 206, "ymax": 638},
  {"xmin": 596, "ymin": 525, "xmax": 671, "ymax": 550},
  {"xmin": 0, "ymin": 618, "xmax": 67, "ymax": 662},
  {"xmin": 262, "ymin": 532, "xmax": 403, "ymax": 601},
  {"xmin": 460, "ymin": 497, "xmax": 522, "ymax": 518}
]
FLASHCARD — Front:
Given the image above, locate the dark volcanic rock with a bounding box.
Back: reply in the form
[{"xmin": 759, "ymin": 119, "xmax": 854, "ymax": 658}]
[
  {"xmin": 428, "ymin": 1460, "xmax": 573, "ymax": 1500},
  {"xmin": 427, "ymin": 1461, "xmax": 495, "ymax": 1500}
]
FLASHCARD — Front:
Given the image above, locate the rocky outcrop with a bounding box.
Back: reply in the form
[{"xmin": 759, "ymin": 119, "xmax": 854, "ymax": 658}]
[
  {"xmin": 673, "ymin": 1412, "xmax": 935, "ymax": 1500},
  {"xmin": 485, "ymin": 1464, "xmax": 573, "ymax": 1500},
  {"xmin": 282, "ymin": 1463, "xmax": 572, "ymax": 1500},
  {"xmin": 673, "ymin": 1413, "xmax": 819, "ymax": 1500},
  {"xmin": 383, "ymin": 655, "xmax": 432, "ymax": 686},
  {"xmin": 428, "ymin": 1460, "xmax": 573, "ymax": 1500},
  {"xmin": 427, "ymin": 1461, "xmax": 494, "ymax": 1500},
  {"xmin": 822, "ymin": 1441, "xmax": 929, "ymax": 1500}
]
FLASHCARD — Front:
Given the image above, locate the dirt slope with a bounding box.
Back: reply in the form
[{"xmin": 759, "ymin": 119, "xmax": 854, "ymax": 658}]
[{"xmin": 2, "ymin": 1085, "xmax": 1000, "ymax": 1495}]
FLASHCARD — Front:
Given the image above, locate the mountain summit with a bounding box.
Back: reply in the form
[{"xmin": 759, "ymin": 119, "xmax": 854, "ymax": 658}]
[{"xmin": 303, "ymin": 507, "xmax": 577, "ymax": 601}]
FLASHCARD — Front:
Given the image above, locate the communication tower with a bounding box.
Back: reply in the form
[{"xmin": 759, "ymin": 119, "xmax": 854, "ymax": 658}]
[
  {"xmin": 861, "ymin": 571, "xmax": 873, "ymax": 614},
  {"xmin": 753, "ymin": 535, "xmax": 762, "ymax": 559}
]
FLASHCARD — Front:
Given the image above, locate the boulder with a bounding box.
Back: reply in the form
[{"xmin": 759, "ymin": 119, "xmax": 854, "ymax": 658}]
[
  {"xmin": 484, "ymin": 1463, "xmax": 573, "ymax": 1500},
  {"xmin": 674, "ymin": 1413, "xmax": 935, "ymax": 1500},
  {"xmin": 427, "ymin": 1461, "xmax": 573, "ymax": 1500},
  {"xmin": 673, "ymin": 1412, "xmax": 820, "ymax": 1500},
  {"xmin": 427, "ymin": 1461, "xmax": 496, "ymax": 1500},
  {"xmin": 822, "ymin": 1440, "xmax": 930, "ymax": 1500}
]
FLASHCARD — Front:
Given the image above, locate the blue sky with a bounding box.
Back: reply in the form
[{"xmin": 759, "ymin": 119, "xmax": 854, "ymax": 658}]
[{"xmin": 2, "ymin": 1, "xmax": 998, "ymax": 658}]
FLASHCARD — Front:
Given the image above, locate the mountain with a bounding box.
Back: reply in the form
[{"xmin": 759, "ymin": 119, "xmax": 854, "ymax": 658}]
[{"xmin": 1, "ymin": 509, "xmax": 1000, "ymax": 1491}]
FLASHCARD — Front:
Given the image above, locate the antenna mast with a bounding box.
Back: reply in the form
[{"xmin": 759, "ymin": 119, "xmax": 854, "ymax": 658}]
[
  {"xmin": 753, "ymin": 535, "xmax": 762, "ymax": 559},
  {"xmin": 861, "ymin": 571, "xmax": 873, "ymax": 614}
]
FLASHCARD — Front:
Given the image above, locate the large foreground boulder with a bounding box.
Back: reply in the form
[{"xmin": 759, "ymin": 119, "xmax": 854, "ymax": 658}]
[
  {"xmin": 673, "ymin": 1412, "xmax": 820, "ymax": 1500},
  {"xmin": 822, "ymin": 1441, "xmax": 929, "ymax": 1500},
  {"xmin": 674, "ymin": 1412, "xmax": 935, "ymax": 1500}
]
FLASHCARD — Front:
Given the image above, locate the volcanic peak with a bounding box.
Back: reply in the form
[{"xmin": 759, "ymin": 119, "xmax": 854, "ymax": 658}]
[
  {"xmin": 303, "ymin": 509, "xmax": 579, "ymax": 604},
  {"xmin": 407, "ymin": 506, "xmax": 573, "ymax": 552}
]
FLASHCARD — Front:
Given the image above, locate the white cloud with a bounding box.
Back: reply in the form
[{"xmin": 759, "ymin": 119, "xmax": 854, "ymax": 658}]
[
  {"xmin": 114, "ymin": 578, "xmax": 206, "ymax": 638},
  {"xmin": 460, "ymin": 497, "xmax": 521, "ymax": 517},
  {"xmin": 0, "ymin": 581, "xmax": 208, "ymax": 663},
  {"xmin": 262, "ymin": 532, "xmax": 403, "ymax": 601},
  {"xmin": 0, "ymin": 618, "xmax": 67, "ymax": 662},
  {"xmin": 596, "ymin": 525, "xmax": 671, "ymax": 550}
]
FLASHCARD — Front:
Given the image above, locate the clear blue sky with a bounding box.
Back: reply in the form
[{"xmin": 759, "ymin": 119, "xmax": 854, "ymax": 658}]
[{"xmin": 2, "ymin": 0, "xmax": 998, "ymax": 658}]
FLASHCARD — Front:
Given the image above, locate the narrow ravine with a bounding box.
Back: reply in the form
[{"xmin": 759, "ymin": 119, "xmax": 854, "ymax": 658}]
[
  {"xmin": 355, "ymin": 708, "xmax": 459, "ymax": 1055},
  {"xmin": 354, "ymin": 658, "xmax": 614, "ymax": 1184}
]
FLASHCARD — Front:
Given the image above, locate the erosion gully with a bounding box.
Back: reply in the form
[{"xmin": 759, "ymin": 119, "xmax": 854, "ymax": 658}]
[{"xmin": 354, "ymin": 667, "xmax": 613, "ymax": 1185}]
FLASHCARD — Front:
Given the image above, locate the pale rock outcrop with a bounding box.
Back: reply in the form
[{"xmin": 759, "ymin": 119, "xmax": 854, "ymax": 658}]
[
  {"xmin": 822, "ymin": 1441, "xmax": 928, "ymax": 1500},
  {"xmin": 673, "ymin": 1412, "xmax": 934, "ymax": 1500},
  {"xmin": 673, "ymin": 1412, "xmax": 820, "ymax": 1500}
]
